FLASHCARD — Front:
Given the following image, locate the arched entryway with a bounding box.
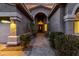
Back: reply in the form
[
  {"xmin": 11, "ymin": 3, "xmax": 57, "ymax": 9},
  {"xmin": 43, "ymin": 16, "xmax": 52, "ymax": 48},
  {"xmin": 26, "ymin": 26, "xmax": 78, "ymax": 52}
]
[{"xmin": 35, "ymin": 13, "xmax": 48, "ymax": 33}]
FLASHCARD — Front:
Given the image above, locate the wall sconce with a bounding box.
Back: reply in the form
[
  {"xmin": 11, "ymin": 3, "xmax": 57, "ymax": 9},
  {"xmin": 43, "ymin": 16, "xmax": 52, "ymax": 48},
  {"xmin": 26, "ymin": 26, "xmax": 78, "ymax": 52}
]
[
  {"xmin": 44, "ymin": 24, "xmax": 48, "ymax": 31},
  {"xmin": 38, "ymin": 21, "xmax": 43, "ymax": 25}
]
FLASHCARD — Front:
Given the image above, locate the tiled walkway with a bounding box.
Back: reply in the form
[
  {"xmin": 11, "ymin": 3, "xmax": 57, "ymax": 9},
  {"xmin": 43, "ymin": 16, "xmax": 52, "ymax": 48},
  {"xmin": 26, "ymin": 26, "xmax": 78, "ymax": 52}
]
[
  {"xmin": 0, "ymin": 33, "xmax": 55, "ymax": 56},
  {"xmin": 26, "ymin": 33, "xmax": 55, "ymax": 56}
]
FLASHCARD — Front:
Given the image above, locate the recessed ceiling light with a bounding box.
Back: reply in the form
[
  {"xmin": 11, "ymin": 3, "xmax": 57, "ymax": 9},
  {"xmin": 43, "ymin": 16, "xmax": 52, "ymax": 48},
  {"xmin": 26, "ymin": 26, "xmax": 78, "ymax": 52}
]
[{"xmin": 1, "ymin": 20, "xmax": 10, "ymax": 23}]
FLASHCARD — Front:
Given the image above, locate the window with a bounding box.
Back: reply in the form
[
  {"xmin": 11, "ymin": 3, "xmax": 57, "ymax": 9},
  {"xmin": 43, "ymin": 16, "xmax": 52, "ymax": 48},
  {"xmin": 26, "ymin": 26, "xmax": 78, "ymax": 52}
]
[
  {"xmin": 74, "ymin": 20, "xmax": 79, "ymax": 33},
  {"xmin": 74, "ymin": 12, "xmax": 79, "ymax": 33}
]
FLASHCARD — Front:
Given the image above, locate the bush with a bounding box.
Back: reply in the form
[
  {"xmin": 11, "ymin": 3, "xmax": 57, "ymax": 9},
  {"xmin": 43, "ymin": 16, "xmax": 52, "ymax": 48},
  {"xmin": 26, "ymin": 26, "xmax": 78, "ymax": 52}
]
[
  {"xmin": 49, "ymin": 32, "xmax": 79, "ymax": 56},
  {"xmin": 19, "ymin": 33, "xmax": 32, "ymax": 49},
  {"xmin": 49, "ymin": 32, "xmax": 64, "ymax": 49},
  {"xmin": 45, "ymin": 32, "xmax": 50, "ymax": 37}
]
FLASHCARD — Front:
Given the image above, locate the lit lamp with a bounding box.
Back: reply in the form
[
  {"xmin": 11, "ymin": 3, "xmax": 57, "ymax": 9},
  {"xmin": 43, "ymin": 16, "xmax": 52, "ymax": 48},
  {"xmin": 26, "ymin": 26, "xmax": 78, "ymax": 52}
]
[
  {"xmin": 38, "ymin": 21, "xmax": 43, "ymax": 30},
  {"xmin": 1, "ymin": 20, "xmax": 10, "ymax": 23},
  {"xmin": 38, "ymin": 21, "xmax": 43, "ymax": 25},
  {"xmin": 44, "ymin": 24, "xmax": 48, "ymax": 31}
]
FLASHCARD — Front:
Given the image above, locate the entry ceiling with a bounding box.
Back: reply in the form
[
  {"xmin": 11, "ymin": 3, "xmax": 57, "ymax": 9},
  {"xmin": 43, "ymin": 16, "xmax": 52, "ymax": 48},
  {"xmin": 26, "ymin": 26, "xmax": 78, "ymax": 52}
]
[{"xmin": 24, "ymin": 3, "xmax": 56, "ymax": 11}]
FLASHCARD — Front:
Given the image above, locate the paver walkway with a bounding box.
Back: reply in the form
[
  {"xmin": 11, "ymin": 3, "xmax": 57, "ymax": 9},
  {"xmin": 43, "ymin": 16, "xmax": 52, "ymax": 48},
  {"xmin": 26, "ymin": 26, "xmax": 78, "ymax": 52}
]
[{"xmin": 26, "ymin": 33, "xmax": 55, "ymax": 56}]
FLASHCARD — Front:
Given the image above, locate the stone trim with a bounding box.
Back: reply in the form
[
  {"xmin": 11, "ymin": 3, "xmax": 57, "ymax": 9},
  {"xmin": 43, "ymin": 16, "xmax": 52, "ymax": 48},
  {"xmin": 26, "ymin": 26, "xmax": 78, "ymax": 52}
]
[
  {"xmin": 0, "ymin": 12, "xmax": 22, "ymax": 22},
  {"xmin": 7, "ymin": 42, "xmax": 18, "ymax": 45},
  {"xmin": 10, "ymin": 16, "xmax": 22, "ymax": 22},
  {"xmin": 72, "ymin": 4, "xmax": 79, "ymax": 15},
  {"xmin": 7, "ymin": 36, "xmax": 19, "ymax": 45},
  {"xmin": 0, "ymin": 12, "xmax": 22, "ymax": 17},
  {"xmin": 33, "ymin": 11, "xmax": 48, "ymax": 19},
  {"xmin": 64, "ymin": 14, "xmax": 76, "ymax": 21},
  {"xmin": 64, "ymin": 19, "xmax": 74, "ymax": 22}
]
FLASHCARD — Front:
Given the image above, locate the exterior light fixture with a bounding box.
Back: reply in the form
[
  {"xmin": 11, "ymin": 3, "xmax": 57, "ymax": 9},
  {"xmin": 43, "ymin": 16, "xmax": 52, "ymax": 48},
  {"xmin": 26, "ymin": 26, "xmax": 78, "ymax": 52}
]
[
  {"xmin": 44, "ymin": 24, "xmax": 48, "ymax": 31},
  {"xmin": 1, "ymin": 20, "xmax": 10, "ymax": 23},
  {"xmin": 38, "ymin": 21, "xmax": 43, "ymax": 25}
]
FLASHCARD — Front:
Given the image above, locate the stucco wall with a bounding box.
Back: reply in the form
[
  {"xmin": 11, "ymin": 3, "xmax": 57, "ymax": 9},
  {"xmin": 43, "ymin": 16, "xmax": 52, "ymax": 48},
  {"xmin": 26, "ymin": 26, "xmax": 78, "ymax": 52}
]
[
  {"xmin": 65, "ymin": 3, "xmax": 77, "ymax": 15},
  {"xmin": 49, "ymin": 8, "xmax": 64, "ymax": 32},
  {"xmin": 16, "ymin": 9, "xmax": 31, "ymax": 35},
  {"xmin": 0, "ymin": 23, "xmax": 10, "ymax": 43},
  {"xmin": 0, "ymin": 4, "xmax": 16, "ymax": 12}
]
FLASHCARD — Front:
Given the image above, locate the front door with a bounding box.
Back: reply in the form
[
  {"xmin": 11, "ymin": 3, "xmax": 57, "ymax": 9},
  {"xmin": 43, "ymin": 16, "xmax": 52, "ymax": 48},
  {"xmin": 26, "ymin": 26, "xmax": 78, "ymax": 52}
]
[{"xmin": 38, "ymin": 25, "xmax": 44, "ymax": 32}]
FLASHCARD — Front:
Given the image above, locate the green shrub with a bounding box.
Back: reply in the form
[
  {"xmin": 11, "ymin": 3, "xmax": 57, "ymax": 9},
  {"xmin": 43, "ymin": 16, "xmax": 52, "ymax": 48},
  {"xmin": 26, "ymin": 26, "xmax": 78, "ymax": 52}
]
[
  {"xmin": 19, "ymin": 33, "xmax": 32, "ymax": 49},
  {"xmin": 49, "ymin": 32, "xmax": 64, "ymax": 49},
  {"xmin": 49, "ymin": 32, "xmax": 79, "ymax": 56},
  {"xmin": 45, "ymin": 32, "xmax": 49, "ymax": 37}
]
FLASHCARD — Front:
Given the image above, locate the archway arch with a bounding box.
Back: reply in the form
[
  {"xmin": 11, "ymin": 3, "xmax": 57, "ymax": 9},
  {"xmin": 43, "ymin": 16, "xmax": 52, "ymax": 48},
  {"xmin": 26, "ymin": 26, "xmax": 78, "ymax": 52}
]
[
  {"xmin": 34, "ymin": 12, "xmax": 48, "ymax": 32},
  {"xmin": 30, "ymin": 6, "xmax": 50, "ymax": 18},
  {"xmin": 72, "ymin": 4, "xmax": 79, "ymax": 15}
]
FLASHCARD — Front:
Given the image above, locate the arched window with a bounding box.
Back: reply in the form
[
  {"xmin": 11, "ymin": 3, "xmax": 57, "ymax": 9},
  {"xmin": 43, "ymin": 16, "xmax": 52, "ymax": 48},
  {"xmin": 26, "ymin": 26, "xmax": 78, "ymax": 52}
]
[{"xmin": 74, "ymin": 12, "xmax": 79, "ymax": 33}]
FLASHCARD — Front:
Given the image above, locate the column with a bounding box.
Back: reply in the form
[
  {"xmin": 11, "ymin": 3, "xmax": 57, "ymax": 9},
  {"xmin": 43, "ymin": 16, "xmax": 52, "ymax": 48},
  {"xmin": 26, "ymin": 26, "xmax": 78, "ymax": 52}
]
[
  {"xmin": 64, "ymin": 15, "xmax": 75, "ymax": 35},
  {"xmin": 44, "ymin": 18, "xmax": 49, "ymax": 32},
  {"xmin": 7, "ymin": 17, "xmax": 19, "ymax": 45}
]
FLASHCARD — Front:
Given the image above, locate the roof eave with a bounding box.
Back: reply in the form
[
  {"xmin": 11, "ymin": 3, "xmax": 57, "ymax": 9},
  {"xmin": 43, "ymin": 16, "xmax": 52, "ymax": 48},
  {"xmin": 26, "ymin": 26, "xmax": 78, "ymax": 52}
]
[{"xmin": 16, "ymin": 3, "xmax": 33, "ymax": 21}]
